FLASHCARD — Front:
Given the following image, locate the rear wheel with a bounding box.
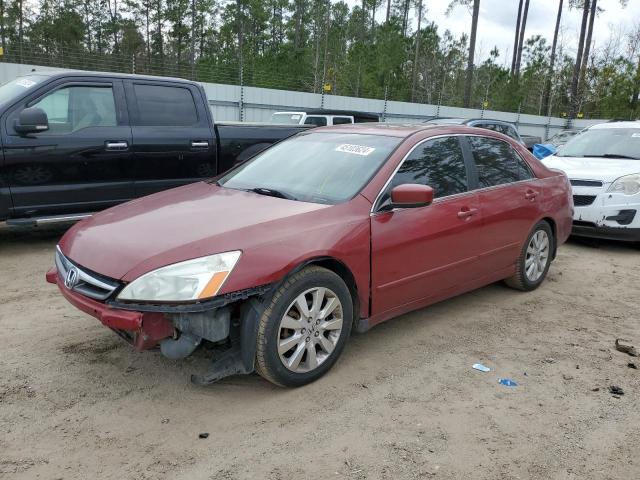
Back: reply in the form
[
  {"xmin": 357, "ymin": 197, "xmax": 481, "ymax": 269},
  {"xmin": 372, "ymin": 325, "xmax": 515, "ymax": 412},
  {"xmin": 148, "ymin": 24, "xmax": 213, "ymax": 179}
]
[
  {"xmin": 505, "ymin": 221, "xmax": 553, "ymax": 291},
  {"xmin": 255, "ymin": 266, "xmax": 353, "ymax": 387}
]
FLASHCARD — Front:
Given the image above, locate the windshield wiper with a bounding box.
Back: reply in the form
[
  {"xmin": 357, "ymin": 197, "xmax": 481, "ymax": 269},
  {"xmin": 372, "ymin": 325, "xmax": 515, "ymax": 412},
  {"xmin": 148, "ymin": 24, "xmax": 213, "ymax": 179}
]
[
  {"xmin": 248, "ymin": 187, "xmax": 297, "ymax": 200},
  {"xmin": 586, "ymin": 154, "xmax": 640, "ymax": 160}
]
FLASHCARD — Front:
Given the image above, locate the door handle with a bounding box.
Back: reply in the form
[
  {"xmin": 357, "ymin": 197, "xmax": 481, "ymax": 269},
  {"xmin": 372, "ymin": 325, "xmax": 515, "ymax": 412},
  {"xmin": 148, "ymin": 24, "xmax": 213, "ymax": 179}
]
[
  {"xmin": 191, "ymin": 141, "xmax": 209, "ymax": 149},
  {"xmin": 525, "ymin": 189, "xmax": 539, "ymax": 200},
  {"xmin": 105, "ymin": 141, "xmax": 128, "ymax": 151},
  {"xmin": 457, "ymin": 207, "xmax": 478, "ymax": 219}
]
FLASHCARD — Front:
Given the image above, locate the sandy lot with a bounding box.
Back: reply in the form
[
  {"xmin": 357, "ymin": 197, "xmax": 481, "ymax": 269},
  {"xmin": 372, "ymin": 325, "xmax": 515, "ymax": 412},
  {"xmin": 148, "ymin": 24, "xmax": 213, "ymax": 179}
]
[{"xmin": 0, "ymin": 226, "xmax": 639, "ymax": 480}]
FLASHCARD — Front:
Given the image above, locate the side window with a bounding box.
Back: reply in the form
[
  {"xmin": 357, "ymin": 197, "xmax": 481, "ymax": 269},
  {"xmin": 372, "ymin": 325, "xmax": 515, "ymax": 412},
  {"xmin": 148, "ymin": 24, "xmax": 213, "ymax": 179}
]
[
  {"xmin": 505, "ymin": 126, "xmax": 521, "ymax": 141},
  {"xmin": 133, "ymin": 84, "xmax": 198, "ymax": 126},
  {"xmin": 468, "ymin": 136, "xmax": 532, "ymax": 188},
  {"xmin": 30, "ymin": 85, "xmax": 116, "ymax": 134},
  {"xmin": 304, "ymin": 116, "xmax": 327, "ymax": 127},
  {"xmin": 478, "ymin": 122, "xmax": 495, "ymax": 132},
  {"xmin": 388, "ymin": 136, "xmax": 468, "ymax": 199},
  {"xmin": 332, "ymin": 117, "xmax": 352, "ymax": 125}
]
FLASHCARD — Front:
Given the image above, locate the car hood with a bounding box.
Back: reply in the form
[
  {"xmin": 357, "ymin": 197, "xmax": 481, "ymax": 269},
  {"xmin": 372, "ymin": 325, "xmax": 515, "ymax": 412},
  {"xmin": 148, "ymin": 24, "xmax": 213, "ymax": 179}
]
[
  {"xmin": 542, "ymin": 155, "xmax": 640, "ymax": 183},
  {"xmin": 59, "ymin": 182, "xmax": 336, "ymax": 281}
]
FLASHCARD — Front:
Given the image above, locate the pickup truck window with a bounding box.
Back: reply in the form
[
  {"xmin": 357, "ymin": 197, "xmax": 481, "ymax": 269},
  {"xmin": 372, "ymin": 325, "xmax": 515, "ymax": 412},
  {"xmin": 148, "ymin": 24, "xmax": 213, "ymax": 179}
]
[
  {"xmin": 333, "ymin": 117, "xmax": 353, "ymax": 125},
  {"xmin": 133, "ymin": 84, "xmax": 198, "ymax": 126},
  {"xmin": 304, "ymin": 116, "xmax": 327, "ymax": 127},
  {"xmin": 219, "ymin": 132, "xmax": 401, "ymax": 204},
  {"xmin": 31, "ymin": 85, "xmax": 117, "ymax": 134}
]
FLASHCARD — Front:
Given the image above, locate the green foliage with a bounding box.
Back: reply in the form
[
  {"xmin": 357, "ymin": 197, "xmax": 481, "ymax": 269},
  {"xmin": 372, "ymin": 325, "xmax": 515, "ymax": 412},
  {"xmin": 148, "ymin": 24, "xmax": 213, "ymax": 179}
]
[{"xmin": 0, "ymin": 0, "xmax": 637, "ymax": 119}]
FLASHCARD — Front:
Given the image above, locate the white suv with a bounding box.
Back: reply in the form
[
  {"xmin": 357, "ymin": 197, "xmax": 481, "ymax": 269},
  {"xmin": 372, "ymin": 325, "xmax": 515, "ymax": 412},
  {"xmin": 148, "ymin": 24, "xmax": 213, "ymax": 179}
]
[{"xmin": 542, "ymin": 121, "xmax": 640, "ymax": 242}]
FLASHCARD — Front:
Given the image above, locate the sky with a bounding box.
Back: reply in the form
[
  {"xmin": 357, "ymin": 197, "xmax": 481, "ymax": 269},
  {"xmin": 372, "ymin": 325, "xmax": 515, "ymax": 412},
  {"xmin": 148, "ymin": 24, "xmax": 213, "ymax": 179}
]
[{"xmin": 352, "ymin": 0, "xmax": 640, "ymax": 65}]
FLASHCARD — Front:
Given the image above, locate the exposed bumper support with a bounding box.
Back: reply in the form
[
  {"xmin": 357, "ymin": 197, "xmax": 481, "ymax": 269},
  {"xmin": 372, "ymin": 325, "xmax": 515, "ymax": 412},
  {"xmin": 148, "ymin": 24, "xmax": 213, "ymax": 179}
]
[{"xmin": 191, "ymin": 298, "xmax": 265, "ymax": 385}]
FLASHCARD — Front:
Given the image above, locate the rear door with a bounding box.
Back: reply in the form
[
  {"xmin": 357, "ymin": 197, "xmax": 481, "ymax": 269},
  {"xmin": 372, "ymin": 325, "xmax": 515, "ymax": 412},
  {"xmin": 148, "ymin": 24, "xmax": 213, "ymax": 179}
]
[
  {"xmin": 370, "ymin": 135, "xmax": 483, "ymax": 316},
  {"xmin": 2, "ymin": 79, "xmax": 133, "ymax": 217},
  {"xmin": 464, "ymin": 135, "xmax": 542, "ymax": 272},
  {"xmin": 125, "ymin": 80, "xmax": 215, "ymax": 197}
]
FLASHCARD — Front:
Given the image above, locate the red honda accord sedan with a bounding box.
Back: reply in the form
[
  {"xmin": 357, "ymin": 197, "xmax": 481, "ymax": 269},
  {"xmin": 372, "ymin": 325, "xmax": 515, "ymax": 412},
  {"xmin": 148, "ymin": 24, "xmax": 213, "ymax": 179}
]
[{"xmin": 47, "ymin": 124, "xmax": 573, "ymax": 387}]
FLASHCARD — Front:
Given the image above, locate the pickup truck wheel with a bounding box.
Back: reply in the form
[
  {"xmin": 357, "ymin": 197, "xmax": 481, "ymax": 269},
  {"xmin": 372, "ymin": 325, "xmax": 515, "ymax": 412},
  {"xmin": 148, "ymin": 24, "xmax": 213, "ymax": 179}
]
[
  {"xmin": 255, "ymin": 266, "xmax": 353, "ymax": 387},
  {"xmin": 505, "ymin": 221, "xmax": 553, "ymax": 291}
]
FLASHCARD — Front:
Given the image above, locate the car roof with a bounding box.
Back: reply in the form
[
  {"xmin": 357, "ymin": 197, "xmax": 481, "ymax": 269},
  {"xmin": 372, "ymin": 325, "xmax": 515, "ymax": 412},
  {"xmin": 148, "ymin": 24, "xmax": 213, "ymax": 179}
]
[
  {"xmin": 426, "ymin": 117, "xmax": 517, "ymax": 127},
  {"xmin": 589, "ymin": 121, "xmax": 640, "ymax": 129},
  {"xmin": 309, "ymin": 122, "xmax": 517, "ymax": 139}
]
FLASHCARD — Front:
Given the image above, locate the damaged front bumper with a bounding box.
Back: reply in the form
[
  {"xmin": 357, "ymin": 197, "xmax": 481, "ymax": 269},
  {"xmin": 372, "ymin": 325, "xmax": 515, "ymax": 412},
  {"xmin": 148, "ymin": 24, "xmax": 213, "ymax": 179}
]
[
  {"xmin": 46, "ymin": 266, "xmax": 271, "ymax": 384},
  {"xmin": 571, "ymin": 188, "xmax": 640, "ymax": 241},
  {"xmin": 46, "ymin": 267, "xmax": 175, "ymax": 350}
]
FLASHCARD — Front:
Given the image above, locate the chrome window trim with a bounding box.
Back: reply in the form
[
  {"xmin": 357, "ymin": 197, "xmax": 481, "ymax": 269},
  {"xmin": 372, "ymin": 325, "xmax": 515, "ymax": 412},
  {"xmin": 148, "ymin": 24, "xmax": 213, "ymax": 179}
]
[{"xmin": 370, "ymin": 133, "xmax": 538, "ymax": 215}]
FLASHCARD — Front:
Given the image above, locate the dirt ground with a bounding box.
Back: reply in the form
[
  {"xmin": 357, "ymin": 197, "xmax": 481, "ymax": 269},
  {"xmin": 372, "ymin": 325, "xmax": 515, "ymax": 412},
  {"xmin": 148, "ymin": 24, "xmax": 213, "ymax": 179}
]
[{"xmin": 1, "ymin": 226, "xmax": 639, "ymax": 480}]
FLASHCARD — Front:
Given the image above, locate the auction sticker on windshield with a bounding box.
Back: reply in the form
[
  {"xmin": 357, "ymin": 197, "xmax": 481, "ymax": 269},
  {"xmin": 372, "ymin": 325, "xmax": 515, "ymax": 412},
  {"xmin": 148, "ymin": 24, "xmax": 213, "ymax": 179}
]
[{"xmin": 335, "ymin": 144, "xmax": 376, "ymax": 156}]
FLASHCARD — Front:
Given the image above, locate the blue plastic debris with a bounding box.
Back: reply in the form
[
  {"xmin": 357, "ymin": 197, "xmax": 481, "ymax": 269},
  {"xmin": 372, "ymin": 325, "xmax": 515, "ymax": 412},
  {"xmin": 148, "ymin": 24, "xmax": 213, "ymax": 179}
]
[
  {"xmin": 472, "ymin": 363, "xmax": 491, "ymax": 372},
  {"xmin": 532, "ymin": 143, "xmax": 557, "ymax": 160},
  {"xmin": 498, "ymin": 378, "xmax": 518, "ymax": 387}
]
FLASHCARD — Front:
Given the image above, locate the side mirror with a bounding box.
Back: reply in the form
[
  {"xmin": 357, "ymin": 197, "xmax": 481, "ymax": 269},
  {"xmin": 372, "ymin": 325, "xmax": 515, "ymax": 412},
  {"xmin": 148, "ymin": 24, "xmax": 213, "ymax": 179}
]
[
  {"xmin": 390, "ymin": 184, "xmax": 434, "ymax": 209},
  {"xmin": 14, "ymin": 107, "xmax": 49, "ymax": 135}
]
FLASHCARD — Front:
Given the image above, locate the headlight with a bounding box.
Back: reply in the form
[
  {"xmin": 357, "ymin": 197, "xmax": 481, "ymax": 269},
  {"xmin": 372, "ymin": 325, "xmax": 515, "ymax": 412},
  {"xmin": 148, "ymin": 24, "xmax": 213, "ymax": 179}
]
[
  {"xmin": 117, "ymin": 251, "xmax": 241, "ymax": 302},
  {"xmin": 608, "ymin": 173, "xmax": 640, "ymax": 196}
]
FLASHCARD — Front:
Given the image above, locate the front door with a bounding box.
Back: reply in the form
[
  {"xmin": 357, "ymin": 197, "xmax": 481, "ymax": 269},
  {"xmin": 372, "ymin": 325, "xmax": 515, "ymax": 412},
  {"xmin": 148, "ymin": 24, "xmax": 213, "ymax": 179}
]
[
  {"xmin": 371, "ymin": 136, "xmax": 483, "ymax": 316},
  {"xmin": 2, "ymin": 79, "xmax": 133, "ymax": 217},
  {"xmin": 125, "ymin": 80, "xmax": 216, "ymax": 197}
]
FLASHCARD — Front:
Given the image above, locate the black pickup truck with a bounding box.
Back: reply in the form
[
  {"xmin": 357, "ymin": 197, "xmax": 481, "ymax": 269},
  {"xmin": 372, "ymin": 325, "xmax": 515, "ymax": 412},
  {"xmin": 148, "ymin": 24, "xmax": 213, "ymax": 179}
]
[{"xmin": 0, "ymin": 72, "xmax": 308, "ymax": 226}]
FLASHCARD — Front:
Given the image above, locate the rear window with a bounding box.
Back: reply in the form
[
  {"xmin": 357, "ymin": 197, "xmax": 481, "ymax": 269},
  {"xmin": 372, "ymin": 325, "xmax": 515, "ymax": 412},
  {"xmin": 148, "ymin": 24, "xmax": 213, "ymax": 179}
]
[{"xmin": 133, "ymin": 84, "xmax": 198, "ymax": 126}]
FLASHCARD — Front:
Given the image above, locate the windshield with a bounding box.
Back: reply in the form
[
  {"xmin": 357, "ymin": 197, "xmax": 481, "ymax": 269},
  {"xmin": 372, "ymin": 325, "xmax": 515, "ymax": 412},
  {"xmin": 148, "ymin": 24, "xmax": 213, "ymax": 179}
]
[
  {"xmin": 557, "ymin": 127, "xmax": 640, "ymax": 159},
  {"xmin": 0, "ymin": 75, "xmax": 49, "ymax": 105},
  {"xmin": 270, "ymin": 113, "xmax": 303, "ymax": 124},
  {"xmin": 219, "ymin": 132, "xmax": 401, "ymax": 204}
]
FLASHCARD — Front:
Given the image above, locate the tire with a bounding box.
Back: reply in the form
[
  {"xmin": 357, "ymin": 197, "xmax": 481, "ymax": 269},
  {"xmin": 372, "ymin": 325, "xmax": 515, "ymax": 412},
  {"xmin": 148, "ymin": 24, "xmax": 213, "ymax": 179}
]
[
  {"xmin": 255, "ymin": 266, "xmax": 353, "ymax": 387},
  {"xmin": 505, "ymin": 220, "xmax": 554, "ymax": 292}
]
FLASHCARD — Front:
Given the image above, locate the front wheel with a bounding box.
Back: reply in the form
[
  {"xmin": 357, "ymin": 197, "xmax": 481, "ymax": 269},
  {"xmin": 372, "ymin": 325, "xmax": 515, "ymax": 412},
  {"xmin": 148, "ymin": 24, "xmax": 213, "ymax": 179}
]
[
  {"xmin": 505, "ymin": 221, "xmax": 553, "ymax": 291},
  {"xmin": 255, "ymin": 266, "xmax": 353, "ymax": 387}
]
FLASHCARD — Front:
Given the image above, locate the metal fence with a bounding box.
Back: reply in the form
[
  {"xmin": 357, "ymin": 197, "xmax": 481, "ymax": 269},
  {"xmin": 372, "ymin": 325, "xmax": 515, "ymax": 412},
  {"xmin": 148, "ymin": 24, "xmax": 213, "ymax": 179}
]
[{"xmin": 0, "ymin": 60, "xmax": 608, "ymax": 141}]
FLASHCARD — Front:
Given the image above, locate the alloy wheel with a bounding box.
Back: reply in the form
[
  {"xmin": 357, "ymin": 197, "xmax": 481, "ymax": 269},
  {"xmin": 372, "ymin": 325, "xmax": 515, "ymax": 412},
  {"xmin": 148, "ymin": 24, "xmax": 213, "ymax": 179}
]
[
  {"xmin": 525, "ymin": 230, "xmax": 550, "ymax": 282},
  {"xmin": 277, "ymin": 287, "xmax": 344, "ymax": 373}
]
